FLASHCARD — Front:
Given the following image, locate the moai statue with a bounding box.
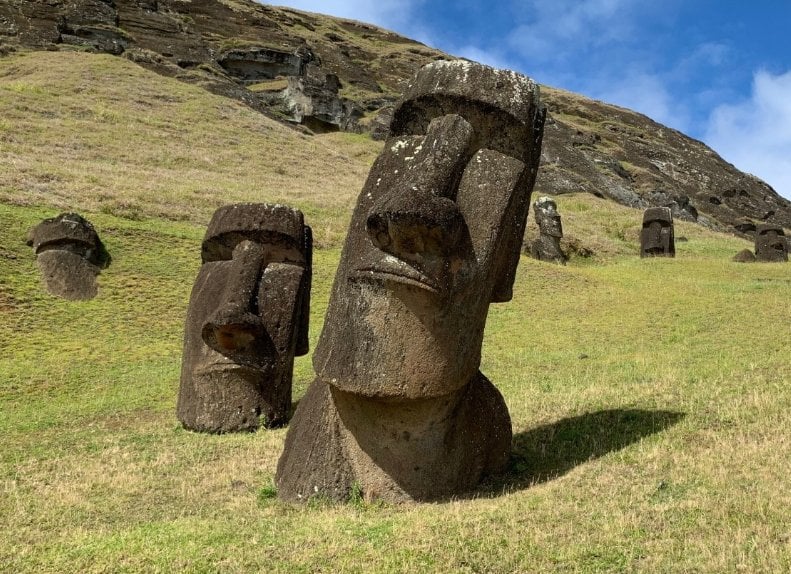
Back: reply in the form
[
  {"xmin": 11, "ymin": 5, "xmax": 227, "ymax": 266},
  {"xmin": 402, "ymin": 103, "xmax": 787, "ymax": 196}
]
[
  {"xmin": 640, "ymin": 207, "xmax": 675, "ymax": 257},
  {"xmin": 754, "ymin": 224, "xmax": 788, "ymax": 262},
  {"xmin": 177, "ymin": 203, "xmax": 312, "ymax": 433},
  {"xmin": 276, "ymin": 60, "xmax": 546, "ymax": 502},
  {"xmin": 26, "ymin": 212, "xmax": 110, "ymax": 300},
  {"xmin": 530, "ymin": 196, "xmax": 567, "ymax": 264}
]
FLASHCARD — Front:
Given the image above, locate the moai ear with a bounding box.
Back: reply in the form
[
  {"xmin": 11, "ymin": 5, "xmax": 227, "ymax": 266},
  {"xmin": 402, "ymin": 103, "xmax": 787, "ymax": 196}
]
[
  {"xmin": 295, "ymin": 226, "xmax": 312, "ymax": 357},
  {"xmin": 455, "ymin": 149, "xmax": 528, "ymax": 303}
]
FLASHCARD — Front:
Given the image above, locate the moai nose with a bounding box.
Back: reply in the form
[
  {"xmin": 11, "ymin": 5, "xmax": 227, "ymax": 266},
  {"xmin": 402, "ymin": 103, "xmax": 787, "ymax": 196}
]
[
  {"xmin": 366, "ymin": 114, "xmax": 474, "ymax": 259},
  {"xmin": 366, "ymin": 191, "xmax": 465, "ymax": 258},
  {"xmin": 202, "ymin": 240, "xmax": 266, "ymax": 354}
]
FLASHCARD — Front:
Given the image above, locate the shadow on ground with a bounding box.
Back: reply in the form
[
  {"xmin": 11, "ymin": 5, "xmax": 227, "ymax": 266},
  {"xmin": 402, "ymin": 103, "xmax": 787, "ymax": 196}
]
[{"xmin": 478, "ymin": 408, "xmax": 685, "ymax": 497}]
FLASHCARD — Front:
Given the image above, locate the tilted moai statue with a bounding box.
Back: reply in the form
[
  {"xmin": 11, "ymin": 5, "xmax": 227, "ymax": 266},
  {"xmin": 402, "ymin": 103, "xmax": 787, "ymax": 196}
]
[
  {"xmin": 276, "ymin": 60, "xmax": 546, "ymax": 502},
  {"xmin": 26, "ymin": 212, "xmax": 110, "ymax": 300},
  {"xmin": 530, "ymin": 196, "xmax": 567, "ymax": 264},
  {"xmin": 640, "ymin": 207, "xmax": 675, "ymax": 257},
  {"xmin": 177, "ymin": 203, "xmax": 312, "ymax": 432},
  {"xmin": 754, "ymin": 224, "xmax": 788, "ymax": 262}
]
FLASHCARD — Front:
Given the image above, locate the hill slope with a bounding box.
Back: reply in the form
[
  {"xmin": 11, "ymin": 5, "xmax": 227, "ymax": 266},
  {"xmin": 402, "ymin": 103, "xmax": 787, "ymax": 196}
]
[{"xmin": 1, "ymin": 0, "xmax": 790, "ymax": 237}]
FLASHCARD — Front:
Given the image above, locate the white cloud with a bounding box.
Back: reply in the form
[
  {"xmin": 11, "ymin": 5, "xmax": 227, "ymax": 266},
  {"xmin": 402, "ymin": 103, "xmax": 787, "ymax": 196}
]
[{"xmin": 705, "ymin": 69, "xmax": 791, "ymax": 200}]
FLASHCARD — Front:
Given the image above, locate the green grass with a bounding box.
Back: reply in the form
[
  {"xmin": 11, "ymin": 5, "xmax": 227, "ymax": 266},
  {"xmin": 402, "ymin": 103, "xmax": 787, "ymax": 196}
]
[{"xmin": 1, "ymin": 51, "xmax": 790, "ymax": 573}]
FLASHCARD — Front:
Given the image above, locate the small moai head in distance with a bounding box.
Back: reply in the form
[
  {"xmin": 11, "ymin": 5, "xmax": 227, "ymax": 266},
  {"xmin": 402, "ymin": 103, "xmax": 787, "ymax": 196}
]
[
  {"xmin": 177, "ymin": 203, "xmax": 312, "ymax": 432},
  {"xmin": 640, "ymin": 206, "xmax": 675, "ymax": 257},
  {"xmin": 26, "ymin": 212, "xmax": 110, "ymax": 300},
  {"xmin": 754, "ymin": 224, "xmax": 788, "ymax": 262},
  {"xmin": 534, "ymin": 196, "xmax": 563, "ymax": 238},
  {"xmin": 311, "ymin": 60, "xmax": 546, "ymax": 401}
]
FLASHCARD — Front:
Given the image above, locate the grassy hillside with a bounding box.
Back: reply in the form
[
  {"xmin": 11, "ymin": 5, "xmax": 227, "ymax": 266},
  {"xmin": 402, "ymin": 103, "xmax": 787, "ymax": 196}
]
[{"xmin": 1, "ymin": 51, "xmax": 790, "ymax": 573}]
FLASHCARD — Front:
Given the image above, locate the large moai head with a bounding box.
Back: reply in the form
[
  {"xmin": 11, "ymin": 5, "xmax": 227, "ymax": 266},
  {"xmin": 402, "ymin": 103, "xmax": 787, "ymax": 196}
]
[
  {"xmin": 754, "ymin": 224, "xmax": 788, "ymax": 262},
  {"xmin": 177, "ymin": 204, "xmax": 312, "ymax": 432},
  {"xmin": 640, "ymin": 206, "xmax": 675, "ymax": 258},
  {"xmin": 313, "ymin": 60, "xmax": 545, "ymax": 400},
  {"xmin": 276, "ymin": 61, "xmax": 545, "ymax": 503},
  {"xmin": 26, "ymin": 212, "xmax": 110, "ymax": 300},
  {"xmin": 530, "ymin": 196, "xmax": 567, "ymax": 264}
]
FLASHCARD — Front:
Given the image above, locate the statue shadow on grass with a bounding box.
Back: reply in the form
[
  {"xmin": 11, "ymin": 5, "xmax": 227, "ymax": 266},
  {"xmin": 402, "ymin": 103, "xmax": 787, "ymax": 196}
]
[{"xmin": 472, "ymin": 408, "xmax": 685, "ymax": 499}]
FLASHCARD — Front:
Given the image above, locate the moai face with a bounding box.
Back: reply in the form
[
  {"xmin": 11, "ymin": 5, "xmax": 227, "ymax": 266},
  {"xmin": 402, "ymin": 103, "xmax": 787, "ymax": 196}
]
[
  {"xmin": 27, "ymin": 212, "xmax": 110, "ymax": 300},
  {"xmin": 534, "ymin": 197, "xmax": 563, "ymax": 238},
  {"xmin": 177, "ymin": 204, "xmax": 311, "ymax": 432},
  {"xmin": 312, "ymin": 61, "xmax": 546, "ymax": 400},
  {"xmin": 640, "ymin": 207, "xmax": 675, "ymax": 257},
  {"xmin": 754, "ymin": 224, "xmax": 788, "ymax": 262}
]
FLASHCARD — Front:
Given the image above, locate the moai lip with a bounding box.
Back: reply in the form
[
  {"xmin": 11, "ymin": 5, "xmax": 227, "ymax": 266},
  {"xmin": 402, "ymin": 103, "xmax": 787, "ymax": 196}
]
[
  {"xmin": 177, "ymin": 203, "xmax": 312, "ymax": 433},
  {"xmin": 276, "ymin": 60, "xmax": 546, "ymax": 503},
  {"xmin": 640, "ymin": 206, "xmax": 675, "ymax": 258},
  {"xmin": 530, "ymin": 196, "xmax": 567, "ymax": 264},
  {"xmin": 754, "ymin": 224, "xmax": 788, "ymax": 262},
  {"xmin": 27, "ymin": 212, "xmax": 110, "ymax": 300}
]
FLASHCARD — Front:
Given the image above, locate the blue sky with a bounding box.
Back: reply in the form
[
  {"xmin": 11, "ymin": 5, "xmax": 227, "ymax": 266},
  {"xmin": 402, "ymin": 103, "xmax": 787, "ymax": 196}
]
[{"xmin": 268, "ymin": 1, "xmax": 791, "ymax": 201}]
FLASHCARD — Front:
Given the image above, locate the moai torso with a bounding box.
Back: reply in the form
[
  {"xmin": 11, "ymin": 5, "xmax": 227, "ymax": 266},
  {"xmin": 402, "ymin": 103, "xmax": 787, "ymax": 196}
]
[
  {"xmin": 640, "ymin": 207, "xmax": 675, "ymax": 257},
  {"xmin": 530, "ymin": 196, "xmax": 567, "ymax": 264},
  {"xmin": 27, "ymin": 212, "xmax": 110, "ymax": 300},
  {"xmin": 276, "ymin": 60, "xmax": 546, "ymax": 502},
  {"xmin": 177, "ymin": 203, "xmax": 312, "ymax": 432},
  {"xmin": 754, "ymin": 224, "xmax": 788, "ymax": 262}
]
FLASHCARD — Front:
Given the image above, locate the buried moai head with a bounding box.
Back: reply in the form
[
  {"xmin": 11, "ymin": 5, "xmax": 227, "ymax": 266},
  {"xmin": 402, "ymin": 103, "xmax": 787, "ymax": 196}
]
[
  {"xmin": 276, "ymin": 61, "xmax": 546, "ymax": 502},
  {"xmin": 754, "ymin": 224, "xmax": 788, "ymax": 262},
  {"xmin": 312, "ymin": 59, "xmax": 546, "ymax": 399},
  {"xmin": 177, "ymin": 204, "xmax": 312, "ymax": 433},
  {"xmin": 26, "ymin": 212, "xmax": 110, "ymax": 300},
  {"xmin": 640, "ymin": 207, "xmax": 675, "ymax": 258},
  {"xmin": 530, "ymin": 196, "xmax": 567, "ymax": 264}
]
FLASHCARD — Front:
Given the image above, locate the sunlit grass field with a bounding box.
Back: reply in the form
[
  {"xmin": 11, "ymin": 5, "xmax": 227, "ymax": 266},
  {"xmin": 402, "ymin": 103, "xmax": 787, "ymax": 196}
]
[{"xmin": 1, "ymin": 51, "xmax": 790, "ymax": 573}]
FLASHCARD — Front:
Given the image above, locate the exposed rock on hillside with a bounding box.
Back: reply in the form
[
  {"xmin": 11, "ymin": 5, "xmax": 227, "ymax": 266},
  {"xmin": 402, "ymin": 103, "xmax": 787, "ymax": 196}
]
[{"xmin": 1, "ymin": 0, "xmax": 789, "ymax": 235}]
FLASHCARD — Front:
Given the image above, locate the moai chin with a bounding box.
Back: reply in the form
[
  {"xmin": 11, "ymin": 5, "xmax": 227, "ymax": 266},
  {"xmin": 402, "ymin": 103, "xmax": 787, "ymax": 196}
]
[
  {"xmin": 26, "ymin": 212, "xmax": 110, "ymax": 300},
  {"xmin": 754, "ymin": 224, "xmax": 788, "ymax": 262},
  {"xmin": 640, "ymin": 207, "xmax": 675, "ymax": 257},
  {"xmin": 276, "ymin": 60, "xmax": 546, "ymax": 502},
  {"xmin": 530, "ymin": 196, "xmax": 567, "ymax": 264},
  {"xmin": 177, "ymin": 203, "xmax": 312, "ymax": 433}
]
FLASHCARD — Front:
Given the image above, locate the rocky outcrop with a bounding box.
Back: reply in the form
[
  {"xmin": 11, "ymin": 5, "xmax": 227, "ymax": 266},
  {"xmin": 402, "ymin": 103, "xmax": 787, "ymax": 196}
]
[{"xmin": 1, "ymin": 0, "xmax": 789, "ymax": 236}]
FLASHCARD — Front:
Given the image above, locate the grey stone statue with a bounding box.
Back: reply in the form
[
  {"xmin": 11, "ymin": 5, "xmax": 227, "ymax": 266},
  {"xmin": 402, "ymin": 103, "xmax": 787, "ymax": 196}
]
[
  {"xmin": 276, "ymin": 60, "xmax": 546, "ymax": 502},
  {"xmin": 754, "ymin": 224, "xmax": 788, "ymax": 262},
  {"xmin": 640, "ymin": 206, "xmax": 675, "ymax": 257},
  {"xmin": 530, "ymin": 196, "xmax": 567, "ymax": 264},
  {"xmin": 26, "ymin": 212, "xmax": 110, "ymax": 300},
  {"xmin": 177, "ymin": 203, "xmax": 312, "ymax": 433}
]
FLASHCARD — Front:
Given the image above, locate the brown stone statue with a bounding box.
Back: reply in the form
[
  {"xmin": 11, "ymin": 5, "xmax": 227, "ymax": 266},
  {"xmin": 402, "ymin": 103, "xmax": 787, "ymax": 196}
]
[
  {"xmin": 640, "ymin": 207, "xmax": 675, "ymax": 257},
  {"xmin": 754, "ymin": 224, "xmax": 788, "ymax": 262},
  {"xmin": 530, "ymin": 196, "xmax": 567, "ymax": 264},
  {"xmin": 26, "ymin": 212, "xmax": 110, "ymax": 300},
  {"xmin": 276, "ymin": 60, "xmax": 546, "ymax": 502},
  {"xmin": 177, "ymin": 203, "xmax": 312, "ymax": 433}
]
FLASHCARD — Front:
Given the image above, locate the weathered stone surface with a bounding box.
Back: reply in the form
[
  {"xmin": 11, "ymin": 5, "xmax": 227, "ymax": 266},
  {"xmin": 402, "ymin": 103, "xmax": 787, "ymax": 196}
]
[
  {"xmin": 218, "ymin": 46, "xmax": 307, "ymax": 82},
  {"xmin": 754, "ymin": 224, "xmax": 788, "ymax": 262},
  {"xmin": 281, "ymin": 64, "xmax": 362, "ymax": 132},
  {"xmin": 177, "ymin": 203, "xmax": 312, "ymax": 433},
  {"xmin": 27, "ymin": 212, "xmax": 110, "ymax": 300},
  {"xmin": 276, "ymin": 60, "xmax": 545, "ymax": 502},
  {"xmin": 640, "ymin": 206, "xmax": 675, "ymax": 258},
  {"xmin": 732, "ymin": 249, "xmax": 756, "ymax": 263},
  {"xmin": 530, "ymin": 196, "xmax": 567, "ymax": 264}
]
